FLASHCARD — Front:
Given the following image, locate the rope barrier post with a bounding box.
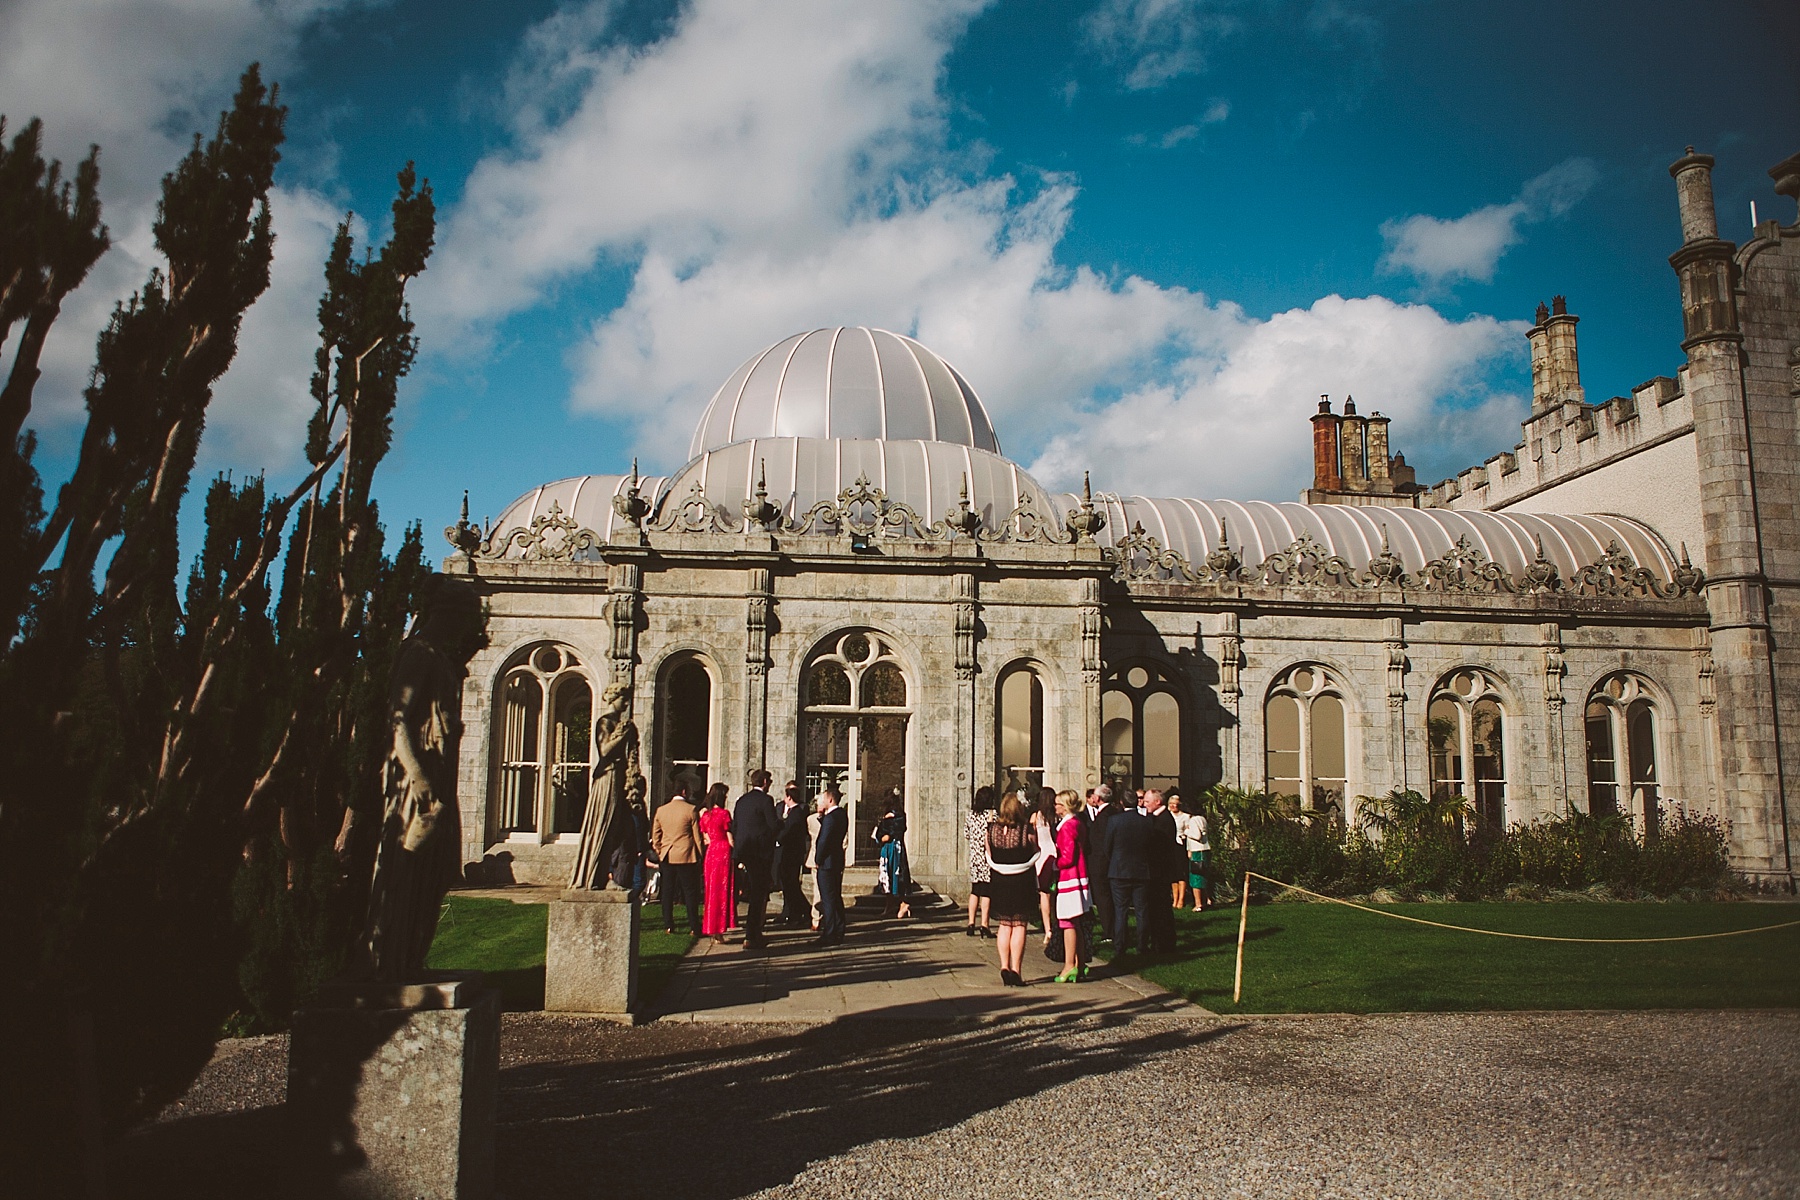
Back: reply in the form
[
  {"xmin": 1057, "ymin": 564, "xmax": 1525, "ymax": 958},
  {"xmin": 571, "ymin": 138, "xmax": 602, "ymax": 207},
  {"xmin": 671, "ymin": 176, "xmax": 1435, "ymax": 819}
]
[{"xmin": 1233, "ymin": 870, "xmax": 1251, "ymax": 1005}]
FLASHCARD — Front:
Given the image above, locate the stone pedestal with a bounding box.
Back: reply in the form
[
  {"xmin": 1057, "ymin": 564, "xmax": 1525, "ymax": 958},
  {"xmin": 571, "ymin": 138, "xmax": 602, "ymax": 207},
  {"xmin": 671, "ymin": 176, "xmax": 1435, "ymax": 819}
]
[
  {"xmin": 545, "ymin": 887, "xmax": 639, "ymax": 1016},
  {"xmin": 288, "ymin": 974, "xmax": 499, "ymax": 1200}
]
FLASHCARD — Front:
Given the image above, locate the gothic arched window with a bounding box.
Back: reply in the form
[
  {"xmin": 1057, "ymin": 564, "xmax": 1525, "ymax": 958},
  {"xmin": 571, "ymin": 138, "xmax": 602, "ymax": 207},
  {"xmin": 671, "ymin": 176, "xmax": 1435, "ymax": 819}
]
[
  {"xmin": 1264, "ymin": 665, "xmax": 1348, "ymax": 814},
  {"xmin": 1585, "ymin": 673, "xmax": 1662, "ymax": 832},
  {"xmin": 494, "ymin": 643, "xmax": 592, "ymax": 843},
  {"xmin": 1427, "ymin": 669, "xmax": 1507, "ymax": 832},
  {"xmin": 1100, "ymin": 661, "xmax": 1183, "ymax": 794},
  {"xmin": 801, "ymin": 630, "xmax": 911, "ymax": 863}
]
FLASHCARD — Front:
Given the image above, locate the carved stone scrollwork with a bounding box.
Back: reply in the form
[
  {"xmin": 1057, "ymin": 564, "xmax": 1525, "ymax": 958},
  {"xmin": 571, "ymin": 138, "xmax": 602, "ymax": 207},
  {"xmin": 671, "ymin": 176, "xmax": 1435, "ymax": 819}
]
[
  {"xmin": 475, "ymin": 500, "xmax": 603, "ymax": 562},
  {"xmin": 1252, "ymin": 532, "xmax": 1361, "ymax": 588},
  {"xmin": 979, "ymin": 488, "xmax": 1073, "ymax": 544},
  {"xmin": 655, "ymin": 481, "xmax": 740, "ymax": 534},
  {"xmin": 787, "ymin": 472, "xmax": 938, "ymax": 539},
  {"xmin": 1108, "ymin": 522, "xmax": 1197, "ymax": 582},
  {"xmin": 1415, "ymin": 535, "xmax": 1515, "ymax": 594},
  {"xmin": 1571, "ymin": 539, "xmax": 1704, "ymax": 599}
]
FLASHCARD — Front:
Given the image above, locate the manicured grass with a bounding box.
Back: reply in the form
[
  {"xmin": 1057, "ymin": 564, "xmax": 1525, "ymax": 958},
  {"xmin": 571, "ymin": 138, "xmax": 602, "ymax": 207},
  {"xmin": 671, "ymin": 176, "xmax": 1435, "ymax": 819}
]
[
  {"xmin": 1122, "ymin": 900, "xmax": 1800, "ymax": 1014},
  {"xmin": 426, "ymin": 895, "xmax": 695, "ymax": 1011}
]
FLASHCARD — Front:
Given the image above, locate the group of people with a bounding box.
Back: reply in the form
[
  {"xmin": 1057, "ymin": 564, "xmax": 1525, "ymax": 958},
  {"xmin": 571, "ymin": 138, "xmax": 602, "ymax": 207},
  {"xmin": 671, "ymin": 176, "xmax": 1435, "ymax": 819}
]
[
  {"xmin": 965, "ymin": 783, "xmax": 1211, "ymax": 987},
  {"xmin": 645, "ymin": 771, "xmax": 906, "ymax": 950}
]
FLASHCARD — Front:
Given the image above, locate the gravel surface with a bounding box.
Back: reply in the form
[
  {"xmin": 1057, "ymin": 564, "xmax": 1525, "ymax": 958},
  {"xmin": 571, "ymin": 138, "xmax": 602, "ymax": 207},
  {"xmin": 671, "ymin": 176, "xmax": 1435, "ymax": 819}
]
[{"xmin": 118, "ymin": 1010, "xmax": 1800, "ymax": 1199}]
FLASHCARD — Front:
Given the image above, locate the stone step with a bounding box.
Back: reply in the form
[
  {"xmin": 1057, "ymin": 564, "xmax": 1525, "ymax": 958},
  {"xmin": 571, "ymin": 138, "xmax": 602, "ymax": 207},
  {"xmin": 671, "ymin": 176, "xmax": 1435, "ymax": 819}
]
[{"xmin": 843, "ymin": 865, "xmax": 952, "ymax": 910}]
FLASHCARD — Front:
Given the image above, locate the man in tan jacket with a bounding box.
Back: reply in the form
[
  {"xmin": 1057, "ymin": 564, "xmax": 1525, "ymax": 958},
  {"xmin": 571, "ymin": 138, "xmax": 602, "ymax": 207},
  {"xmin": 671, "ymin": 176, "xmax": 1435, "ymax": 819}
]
[{"xmin": 651, "ymin": 783, "xmax": 703, "ymax": 936}]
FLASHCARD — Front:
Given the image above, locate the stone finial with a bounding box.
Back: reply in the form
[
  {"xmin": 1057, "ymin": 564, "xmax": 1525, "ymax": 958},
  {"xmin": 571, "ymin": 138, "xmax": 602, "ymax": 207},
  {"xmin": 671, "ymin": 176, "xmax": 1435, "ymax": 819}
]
[
  {"xmin": 1365, "ymin": 524, "xmax": 1406, "ymax": 586},
  {"xmin": 1520, "ymin": 533, "xmax": 1561, "ymax": 593},
  {"xmin": 1671, "ymin": 542, "xmax": 1705, "ymax": 595},
  {"xmin": 944, "ymin": 472, "xmax": 981, "ymax": 538},
  {"xmin": 444, "ymin": 489, "xmax": 483, "ymax": 556},
  {"xmin": 613, "ymin": 458, "xmax": 650, "ymax": 528},
  {"xmin": 1205, "ymin": 517, "xmax": 1240, "ymax": 578},
  {"xmin": 742, "ymin": 457, "xmax": 782, "ymax": 530},
  {"xmin": 1064, "ymin": 469, "xmax": 1107, "ymax": 542}
]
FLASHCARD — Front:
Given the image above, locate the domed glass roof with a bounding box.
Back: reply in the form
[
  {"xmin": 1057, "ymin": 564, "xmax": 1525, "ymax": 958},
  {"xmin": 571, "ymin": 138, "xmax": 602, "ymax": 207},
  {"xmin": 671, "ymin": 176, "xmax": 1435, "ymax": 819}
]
[{"xmin": 689, "ymin": 327, "xmax": 1001, "ymax": 459}]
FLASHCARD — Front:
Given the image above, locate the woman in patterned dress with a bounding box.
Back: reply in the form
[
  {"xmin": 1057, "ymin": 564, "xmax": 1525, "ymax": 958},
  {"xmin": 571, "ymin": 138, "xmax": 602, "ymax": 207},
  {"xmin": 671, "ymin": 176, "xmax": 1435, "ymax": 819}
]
[{"xmin": 964, "ymin": 785, "xmax": 996, "ymax": 937}]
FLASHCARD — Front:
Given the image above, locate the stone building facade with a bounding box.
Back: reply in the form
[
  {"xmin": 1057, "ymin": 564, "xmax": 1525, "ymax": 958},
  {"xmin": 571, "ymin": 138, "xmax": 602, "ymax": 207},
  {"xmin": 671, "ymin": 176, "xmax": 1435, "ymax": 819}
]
[{"xmin": 443, "ymin": 149, "xmax": 1797, "ymax": 894}]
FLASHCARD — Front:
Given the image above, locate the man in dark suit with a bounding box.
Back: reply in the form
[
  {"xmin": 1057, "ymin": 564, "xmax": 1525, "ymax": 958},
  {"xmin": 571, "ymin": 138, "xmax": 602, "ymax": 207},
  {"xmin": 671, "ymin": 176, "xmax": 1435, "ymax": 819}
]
[
  {"xmin": 774, "ymin": 780, "xmax": 810, "ymax": 927},
  {"xmin": 732, "ymin": 769, "xmax": 781, "ymax": 949},
  {"xmin": 813, "ymin": 786, "xmax": 848, "ymax": 946},
  {"xmin": 1085, "ymin": 785, "xmax": 1116, "ymax": 944},
  {"xmin": 1096, "ymin": 794, "xmax": 1156, "ymax": 956},
  {"xmin": 1144, "ymin": 788, "xmax": 1180, "ymax": 952}
]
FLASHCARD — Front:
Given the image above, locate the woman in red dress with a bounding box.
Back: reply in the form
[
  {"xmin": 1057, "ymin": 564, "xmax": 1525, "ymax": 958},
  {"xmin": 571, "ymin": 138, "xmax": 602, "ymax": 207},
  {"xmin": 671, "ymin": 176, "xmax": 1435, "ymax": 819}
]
[{"xmin": 698, "ymin": 782, "xmax": 736, "ymax": 939}]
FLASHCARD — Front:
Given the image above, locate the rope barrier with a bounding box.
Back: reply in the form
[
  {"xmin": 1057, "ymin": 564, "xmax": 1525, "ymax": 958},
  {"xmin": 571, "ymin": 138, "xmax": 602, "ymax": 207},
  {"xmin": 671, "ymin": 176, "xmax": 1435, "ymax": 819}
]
[{"xmin": 1231, "ymin": 871, "xmax": 1800, "ymax": 1004}]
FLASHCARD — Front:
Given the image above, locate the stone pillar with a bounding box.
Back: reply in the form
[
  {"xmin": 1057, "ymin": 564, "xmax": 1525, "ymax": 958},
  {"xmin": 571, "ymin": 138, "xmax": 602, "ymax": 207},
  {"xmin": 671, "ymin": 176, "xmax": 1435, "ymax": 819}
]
[
  {"xmin": 1080, "ymin": 575, "xmax": 1104, "ymax": 789},
  {"xmin": 545, "ymin": 889, "xmax": 640, "ymax": 1017},
  {"xmin": 288, "ymin": 976, "xmax": 499, "ymax": 1200},
  {"xmin": 744, "ymin": 564, "xmax": 773, "ymax": 776},
  {"xmin": 1339, "ymin": 397, "xmax": 1367, "ymax": 485},
  {"xmin": 1217, "ymin": 611, "xmax": 1242, "ymax": 788},
  {"xmin": 953, "ymin": 569, "xmax": 978, "ymax": 845},
  {"xmin": 1669, "ymin": 147, "xmax": 1788, "ymax": 875},
  {"xmin": 1383, "ymin": 615, "xmax": 1408, "ymax": 797},
  {"xmin": 607, "ymin": 560, "xmax": 642, "ymax": 687},
  {"xmin": 1366, "ymin": 415, "xmax": 1392, "ymax": 485},
  {"xmin": 1541, "ymin": 622, "xmax": 1568, "ymax": 812}
]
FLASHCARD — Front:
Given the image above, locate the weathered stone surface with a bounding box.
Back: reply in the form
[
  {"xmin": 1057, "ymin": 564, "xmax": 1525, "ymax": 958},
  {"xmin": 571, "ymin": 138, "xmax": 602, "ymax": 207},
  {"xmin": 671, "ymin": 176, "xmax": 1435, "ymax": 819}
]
[
  {"xmin": 545, "ymin": 888, "xmax": 639, "ymax": 1016},
  {"xmin": 288, "ymin": 975, "xmax": 499, "ymax": 1200}
]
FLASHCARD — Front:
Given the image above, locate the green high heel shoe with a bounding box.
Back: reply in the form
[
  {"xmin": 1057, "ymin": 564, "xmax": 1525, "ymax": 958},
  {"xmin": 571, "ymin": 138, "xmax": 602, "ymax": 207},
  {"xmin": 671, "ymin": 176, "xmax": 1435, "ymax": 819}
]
[{"xmin": 1054, "ymin": 970, "xmax": 1079, "ymax": 983}]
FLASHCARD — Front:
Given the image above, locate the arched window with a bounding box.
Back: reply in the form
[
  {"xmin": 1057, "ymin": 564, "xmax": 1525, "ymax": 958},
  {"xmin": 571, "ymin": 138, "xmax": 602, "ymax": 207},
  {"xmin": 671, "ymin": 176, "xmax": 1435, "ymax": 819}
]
[
  {"xmin": 660, "ymin": 657, "xmax": 714, "ymax": 804},
  {"xmin": 1585, "ymin": 673, "xmax": 1662, "ymax": 832},
  {"xmin": 493, "ymin": 643, "xmax": 592, "ymax": 843},
  {"xmin": 801, "ymin": 630, "xmax": 910, "ymax": 863},
  {"xmin": 1100, "ymin": 662, "xmax": 1183, "ymax": 794},
  {"xmin": 997, "ymin": 664, "xmax": 1047, "ymax": 795},
  {"xmin": 1428, "ymin": 669, "xmax": 1507, "ymax": 831},
  {"xmin": 1263, "ymin": 665, "xmax": 1348, "ymax": 814}
]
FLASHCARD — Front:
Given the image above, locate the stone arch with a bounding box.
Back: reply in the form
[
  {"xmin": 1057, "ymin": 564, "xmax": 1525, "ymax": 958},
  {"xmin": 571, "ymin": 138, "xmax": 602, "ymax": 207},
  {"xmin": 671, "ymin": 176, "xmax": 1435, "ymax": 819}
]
[
  {"xmin": 1424, "ymin": 665, "xmax": 1514, "ymax": 832},
  {"xmin": 1261, "ymin": 660, "xmax": 1358, "ymax": 817},
  {"xmin": 488, "ymin": 640, "xmax": 598, "ymax": 846}
]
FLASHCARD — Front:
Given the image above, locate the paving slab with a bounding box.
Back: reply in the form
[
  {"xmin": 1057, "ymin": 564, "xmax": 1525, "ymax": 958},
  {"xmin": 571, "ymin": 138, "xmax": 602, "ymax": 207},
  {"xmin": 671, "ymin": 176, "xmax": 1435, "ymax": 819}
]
[{"xmin": 650, "ymin": 910, "xmax": 1211, "ymax": 1023}]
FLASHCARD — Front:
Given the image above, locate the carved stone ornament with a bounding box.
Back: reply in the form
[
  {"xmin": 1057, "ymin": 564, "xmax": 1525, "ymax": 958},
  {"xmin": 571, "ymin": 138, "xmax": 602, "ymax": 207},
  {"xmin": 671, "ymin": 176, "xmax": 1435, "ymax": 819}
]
[
  {"xmin": 474, "ymin": 500, "xmax": 603, "ymax": 561},
  {"xmin": 1518, "ymin": 534, "xmax": 1561, "ymax": 594},
  {"xmin": 980, "ymin": 489, "xmax": 1074, "ymax": 545},
  {"xmin": 654, "ymin": 480, "xmax": 740, "ymax": 534},
  {"xmin": 742, "ymin": 459, "xmax": 783, "ymax": 531},
  {"xmin": 1571, "ymin": 539, "xmax": 1703, "ymax": 599},
  {"xmin": 443, "ymin": 490, "xmax": 483, "ymax": 557},
  {"xmin": 1251, "ymin": 532, "xmax": 1361, "ymax": 588},
  {"xmin": 1063, "ymin": 471, "xmax": 1108, "ymax": 543},
  {"xmin": 612, "ymin": 458, "xmax": 651, "ymax": 529},
  {"xmin": 788, "ymin": 472, "xmax": 937, "ymax": 539},
  {"xmin": 942, "ymin": 473, "xmax": 982, "ymax": 539},
  {"xmin": 1365, "ymin": 527, "xmax": 1406, "ymax": 587},
  {"xmin": 1415, "ymin": 535, "xmax": 1515, "ymax": 593}
]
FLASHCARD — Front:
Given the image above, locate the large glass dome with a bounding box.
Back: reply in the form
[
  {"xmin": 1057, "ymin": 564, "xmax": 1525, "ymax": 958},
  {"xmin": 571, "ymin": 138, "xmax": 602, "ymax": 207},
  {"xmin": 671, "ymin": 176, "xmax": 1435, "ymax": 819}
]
[{"xmin": 688, "ymin": 327, "xmax": 1002, "ymax": 459}]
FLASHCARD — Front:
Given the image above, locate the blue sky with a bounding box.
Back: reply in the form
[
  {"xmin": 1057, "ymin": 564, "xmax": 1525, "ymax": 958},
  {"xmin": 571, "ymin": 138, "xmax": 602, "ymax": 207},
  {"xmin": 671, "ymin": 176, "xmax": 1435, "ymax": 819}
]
[{"xmin": 3, "ymin": 0, "xmax": 1795, "ymax": 556}]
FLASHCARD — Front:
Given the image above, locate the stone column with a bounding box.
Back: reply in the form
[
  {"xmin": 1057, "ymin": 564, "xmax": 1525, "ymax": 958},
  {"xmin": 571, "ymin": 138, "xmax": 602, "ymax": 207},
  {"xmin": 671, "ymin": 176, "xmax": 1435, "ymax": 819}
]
[
  {"xmin": 744, "ymin": 564, "xmax": 773, "ymax": 776},
  {"xmin": 1217, "ymin": 610, "xmax": 1242, "ymax": 788},
  {"xmin": 545, "ymin": 888, "xmax": 639, "ymax": 1018},
  {"xmin": 1081, "ymin": 575, "xmax": 1104, "ymax": 789},
  {"xmin": 607, "ymin": 560, "xmax": 642, "ymax": 688},
  {"xmin": 953, "ymin": 569, "xmax": 977, "ymax": 826},
  {"xmin": 1384, "ymin": 615, "xmax": 1408, "ymax": 795},
  {"xmin": 1541, "ymin": 622, "xmax": 1568, "ymax": 812}
]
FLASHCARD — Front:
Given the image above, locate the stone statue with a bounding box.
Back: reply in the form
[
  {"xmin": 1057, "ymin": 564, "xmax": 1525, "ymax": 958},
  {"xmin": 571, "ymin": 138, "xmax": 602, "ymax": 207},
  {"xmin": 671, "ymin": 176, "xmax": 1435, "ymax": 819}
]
[
  {"xmin": 569, "ymin": 682, "xmax": 641, "ymax": 890},
  {"xmin": 363, "ymin": 582, "xmax": 484, "ymax": 983}
]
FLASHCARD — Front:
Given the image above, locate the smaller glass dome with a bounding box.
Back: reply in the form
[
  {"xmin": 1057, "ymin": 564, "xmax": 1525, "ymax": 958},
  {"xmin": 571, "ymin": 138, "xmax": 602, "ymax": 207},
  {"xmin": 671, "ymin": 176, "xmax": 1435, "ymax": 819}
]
[{"xmin": 689, "ymin": 327, "xmax": 1002, "ymax": 459}]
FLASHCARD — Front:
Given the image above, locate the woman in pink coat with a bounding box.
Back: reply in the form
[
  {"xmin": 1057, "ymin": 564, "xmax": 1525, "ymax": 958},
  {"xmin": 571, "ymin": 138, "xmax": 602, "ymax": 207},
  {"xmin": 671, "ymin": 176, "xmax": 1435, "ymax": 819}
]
[{"xmin": 1053, "ymin": 789, "xmax": 1094, "ymax": 982}]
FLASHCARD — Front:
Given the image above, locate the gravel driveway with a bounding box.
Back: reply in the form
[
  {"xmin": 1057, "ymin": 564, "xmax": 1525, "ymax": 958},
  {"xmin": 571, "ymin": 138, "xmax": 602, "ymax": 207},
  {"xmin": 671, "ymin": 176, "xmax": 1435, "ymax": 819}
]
[{"xmin": 121, "ymin": 1008, "xmax": 1797, "ymax": 1199}]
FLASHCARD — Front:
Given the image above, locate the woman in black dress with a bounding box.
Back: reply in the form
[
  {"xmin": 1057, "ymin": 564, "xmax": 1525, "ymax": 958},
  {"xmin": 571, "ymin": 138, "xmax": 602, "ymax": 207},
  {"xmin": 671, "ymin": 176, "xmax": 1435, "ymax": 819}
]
[{"xmin": 985, "ymin": 791, "xmax": 1038, "ymax": 986}]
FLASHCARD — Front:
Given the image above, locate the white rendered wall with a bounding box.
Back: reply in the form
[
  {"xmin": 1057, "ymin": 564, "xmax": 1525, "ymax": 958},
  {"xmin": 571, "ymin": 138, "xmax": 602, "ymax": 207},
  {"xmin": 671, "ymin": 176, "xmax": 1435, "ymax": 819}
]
[{"xmin": 1493, "ymin": 433, "xmax": 1705, "ymax": 570}]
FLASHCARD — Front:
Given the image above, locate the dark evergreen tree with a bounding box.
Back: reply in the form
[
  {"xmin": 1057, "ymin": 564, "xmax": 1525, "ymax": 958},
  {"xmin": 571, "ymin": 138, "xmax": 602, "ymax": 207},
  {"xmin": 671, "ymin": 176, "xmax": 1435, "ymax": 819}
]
[{"xmin": 0, "ymin": 66, "xmax": 447, "ymax": 1196}]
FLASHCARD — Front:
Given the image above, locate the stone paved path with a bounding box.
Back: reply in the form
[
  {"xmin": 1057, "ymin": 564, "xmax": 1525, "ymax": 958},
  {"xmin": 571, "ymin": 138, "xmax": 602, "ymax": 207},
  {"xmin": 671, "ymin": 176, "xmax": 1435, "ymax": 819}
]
[{"xmin": 651, "ymin": 910, "xmax": 1208, "ymax": 1023}]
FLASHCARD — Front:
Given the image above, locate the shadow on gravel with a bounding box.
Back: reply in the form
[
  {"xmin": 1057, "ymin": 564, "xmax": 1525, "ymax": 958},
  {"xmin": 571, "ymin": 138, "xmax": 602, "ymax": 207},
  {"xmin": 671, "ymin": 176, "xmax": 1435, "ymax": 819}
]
[{"xmin": 497, "ymin": 1009, "xmax": 1236, "ymax": 1200}]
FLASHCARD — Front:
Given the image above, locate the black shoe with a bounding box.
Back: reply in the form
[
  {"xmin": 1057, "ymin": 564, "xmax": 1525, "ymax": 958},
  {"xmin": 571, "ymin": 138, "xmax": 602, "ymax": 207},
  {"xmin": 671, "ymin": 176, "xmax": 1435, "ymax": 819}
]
[
  {"xmin": 979, "ymin": 926, "xmax": 995, "ymax": 939},
  {"xmin": 965, "ymin": 924, "xmax": 977, "ymax": 936}
]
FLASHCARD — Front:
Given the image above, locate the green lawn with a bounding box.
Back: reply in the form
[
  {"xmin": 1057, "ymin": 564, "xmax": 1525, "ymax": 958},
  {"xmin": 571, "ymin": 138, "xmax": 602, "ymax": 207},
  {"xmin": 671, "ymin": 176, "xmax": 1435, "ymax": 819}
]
[
  {"xmin": 425, "ymin": 895, "xmax": 695, "ymax": 1011},
  {"xmin": 1121, "ymin": 901, "xmax": 1800, "ymax": 1014}
]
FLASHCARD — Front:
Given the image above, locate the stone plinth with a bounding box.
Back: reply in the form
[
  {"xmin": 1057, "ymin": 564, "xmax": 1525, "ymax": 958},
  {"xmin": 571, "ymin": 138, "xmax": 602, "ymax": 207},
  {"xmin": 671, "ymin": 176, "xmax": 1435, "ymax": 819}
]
[
  {"xmin": 545, "ymin": 887, "xmax": 639, "ymax": 1016},
  {"xmin": 288, "ymin": 973, "xmax": 499, "ymax": 1199}
]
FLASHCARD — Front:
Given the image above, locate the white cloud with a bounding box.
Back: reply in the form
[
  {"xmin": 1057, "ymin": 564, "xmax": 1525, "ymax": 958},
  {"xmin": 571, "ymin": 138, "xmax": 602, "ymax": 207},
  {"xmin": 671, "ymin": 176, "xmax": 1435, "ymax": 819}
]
[
  {"xmin": 427, "ymin": 0, "xmax": 1533, "ymax": 500},
  {"xmin": 1029, "ymin": 297, "xmax": 1528, "ymax": 498},
  {"xmin": 0, "ymin": 0, "xmax": 363, "ymax": 473},
  {"xmin": 1084, "ymin": 0, "xmax": 1244, "ymax": 90},
  {"xmin": 1378, "ymin": 158, "xmax": 1600, "ymax": 286}
]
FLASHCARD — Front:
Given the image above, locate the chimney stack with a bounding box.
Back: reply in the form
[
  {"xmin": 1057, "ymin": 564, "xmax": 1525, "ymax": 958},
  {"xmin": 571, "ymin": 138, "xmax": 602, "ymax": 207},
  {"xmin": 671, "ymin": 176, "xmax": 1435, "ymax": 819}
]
[
  {"xmin": 1339, "ymin": 395, "xmax": 1367, "ymax": 484},
  {"xmin": 1527, "ymin": 296, "xmax": 1584, "ymax": 411},
  {"xmin": 1311, "ymin": 396, "xmax": 1342, "ymax": 490},
  {"xmin": 1670, "ymin": 147, "xmax": 1719, "ymax": 243},
  {"xmin": 1367, "ymin": 412, "xmax": 1392, "ymax": 483}
]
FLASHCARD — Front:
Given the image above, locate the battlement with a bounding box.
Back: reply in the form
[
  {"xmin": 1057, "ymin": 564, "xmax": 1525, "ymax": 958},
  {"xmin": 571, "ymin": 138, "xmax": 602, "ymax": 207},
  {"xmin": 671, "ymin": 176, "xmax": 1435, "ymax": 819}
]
[{"xmin": 1428, "ymin": 367, "xmax": 1693, "ymax": 510}]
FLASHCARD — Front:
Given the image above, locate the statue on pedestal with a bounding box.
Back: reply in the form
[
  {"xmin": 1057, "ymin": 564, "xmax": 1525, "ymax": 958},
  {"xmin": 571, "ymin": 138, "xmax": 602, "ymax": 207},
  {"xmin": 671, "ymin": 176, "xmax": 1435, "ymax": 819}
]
[
  {"xmin": 363, "ymin": 582, "xmax": 485, "ymax": 982},
  {"xmin": 569, "ymin": 682, "xmax": 641, "ymax": 890}
]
